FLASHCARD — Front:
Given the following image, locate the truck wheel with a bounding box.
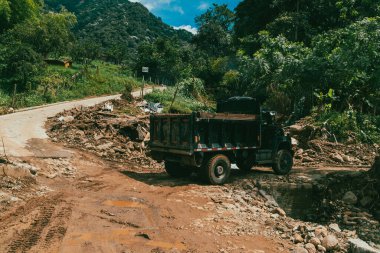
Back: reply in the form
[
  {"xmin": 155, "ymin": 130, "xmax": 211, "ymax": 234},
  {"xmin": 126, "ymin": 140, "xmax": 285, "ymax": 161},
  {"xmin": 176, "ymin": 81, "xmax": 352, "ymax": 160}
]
[
  {"xmin": 272, "ymin": 149, "xmax": 293, "ymax": 175},
  {"xmin": 165, "ymin": 161, "xmax": 193, "ymax": 178},
  {"xmin": 202, "ymin": 155, "xmax": 231, "ymax": 185}
]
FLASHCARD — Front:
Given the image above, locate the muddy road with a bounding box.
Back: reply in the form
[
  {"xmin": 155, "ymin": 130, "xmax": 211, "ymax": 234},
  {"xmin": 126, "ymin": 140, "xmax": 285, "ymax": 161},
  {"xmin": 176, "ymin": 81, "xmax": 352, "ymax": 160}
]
[
  {"xmin": 0, "ymin": 94, "xmax": 378, "ymax": 253},
  {"xmin": 0, "ymin": 92, "xmax": 286, "ymax": 253},
  {"xmin": 1, "ymin": 150, "xmax": 290, "ymax": 253}
]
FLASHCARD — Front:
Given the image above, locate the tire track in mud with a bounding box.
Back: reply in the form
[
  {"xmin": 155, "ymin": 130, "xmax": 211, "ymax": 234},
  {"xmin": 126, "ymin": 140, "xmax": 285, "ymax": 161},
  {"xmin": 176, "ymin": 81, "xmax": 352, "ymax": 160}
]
[{"xmin": 4, "ymin": 194, "xmax": 72, "ymax": 253}]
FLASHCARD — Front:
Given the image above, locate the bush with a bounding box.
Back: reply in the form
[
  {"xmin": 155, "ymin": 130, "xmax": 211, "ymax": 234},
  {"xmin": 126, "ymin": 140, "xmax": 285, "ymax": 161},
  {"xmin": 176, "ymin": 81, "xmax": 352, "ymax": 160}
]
[
  {"xmin": 144, "ymin": 87, "xmax": 213, "ymax": 114},
  {"xmin": 316, "ymin": 110, "xmax": 380, "ymax": 144}
]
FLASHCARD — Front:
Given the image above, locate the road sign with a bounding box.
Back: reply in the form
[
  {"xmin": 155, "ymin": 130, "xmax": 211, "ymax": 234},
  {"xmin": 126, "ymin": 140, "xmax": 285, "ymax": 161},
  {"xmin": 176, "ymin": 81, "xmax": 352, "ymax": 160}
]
[{"xmin": 142, "ymin": 67, "xmax": 149, "ymax": 73}]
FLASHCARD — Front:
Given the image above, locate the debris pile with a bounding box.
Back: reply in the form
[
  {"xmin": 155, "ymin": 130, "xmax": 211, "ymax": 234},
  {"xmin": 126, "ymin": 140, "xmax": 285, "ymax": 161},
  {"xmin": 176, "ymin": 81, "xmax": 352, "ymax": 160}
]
[
  {"xmin": 47, "ymin": 99, "xmax": 162, "ymax": 171},
  {"xmin": 186, "ymin": 179, "xmax": 377, "ymax": 253},
  {"xmin": 314, "ymin": 161, "xmax": 380, "ymax": 245},
  {"xmin": 288, "ymin": 119, "xmax": 378, "ymax": 166}
]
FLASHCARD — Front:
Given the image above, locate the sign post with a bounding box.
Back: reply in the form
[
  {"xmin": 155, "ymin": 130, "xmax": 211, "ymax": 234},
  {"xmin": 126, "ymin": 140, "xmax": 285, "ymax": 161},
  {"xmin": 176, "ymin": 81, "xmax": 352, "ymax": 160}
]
[{"xmin": 141, "ymin": 67, "xmax": 149, "ymax": 98}]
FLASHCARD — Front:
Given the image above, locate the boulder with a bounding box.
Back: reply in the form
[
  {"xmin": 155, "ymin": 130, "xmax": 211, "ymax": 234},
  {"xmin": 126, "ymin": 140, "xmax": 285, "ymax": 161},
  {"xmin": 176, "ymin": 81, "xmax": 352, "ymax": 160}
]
[
  {"xmin": 273, "ymin": 207, "xmax": 286, "ymax": 217},
  {"xmin": 343, "ymin": 191, "xmax": 358, "ymax": 205},
  {"xmin": 292, "ymin": 137, "xmax": 299, "ymax": 146},
  {"xmin": 1, "ymin": 164, "xmax": 33, "ymax": 178},
  {"xmin": 348, "ymin": 238, "xmax": 380, "ymax": 253},
  {"xmin": 322, "ymin": 235, "xmax": 339, "ymax": 251},
  {"xmin": 302, "ymin": 157, "xmax": 314, "ymax": 163},
  {"xmin": 309, "ymin": 237, "xmax": 321, "ymax": 247},
  {"xmin": 314, "ymin": 226, "xmax": 328, "ymax": 238},
  {"xmin": 328, "ymin": 223, "xmax": 341, "ymax": 233},
  {"xmin": 289, "ymin": 125, "xmax": 304, "ymax": 134},
  {"xmin": 317, "ymin": 245, "xmax": 326, "ymax": 252},
  {"xmin": 331, "ymin": 153, "xmax": 344, "ymax": 163},
  {"xmin": 293, "ymin": 247, "xmax": 308, "ymax": 253},
  {"xmin": 294, "ymin": 233, "xmax": 304, "ymax": 243},
  {"xmin": 305, "ymin": 243, "xmax": 317, "ymax": 253}
]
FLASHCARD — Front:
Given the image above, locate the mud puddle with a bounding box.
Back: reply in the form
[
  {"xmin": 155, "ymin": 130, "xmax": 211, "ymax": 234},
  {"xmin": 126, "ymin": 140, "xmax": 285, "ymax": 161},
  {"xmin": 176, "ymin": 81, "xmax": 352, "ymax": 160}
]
[{"xmin": 259, "ymin": 182, "xmax": 320, "ymax": 221}]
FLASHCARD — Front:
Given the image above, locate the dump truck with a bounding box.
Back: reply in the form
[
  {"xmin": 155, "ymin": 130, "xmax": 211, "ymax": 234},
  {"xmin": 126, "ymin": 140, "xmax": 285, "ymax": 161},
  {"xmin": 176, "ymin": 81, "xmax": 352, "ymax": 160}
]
[{"xmin": 149, "ymin": 97, "xmax": 293, "ymax": 185}]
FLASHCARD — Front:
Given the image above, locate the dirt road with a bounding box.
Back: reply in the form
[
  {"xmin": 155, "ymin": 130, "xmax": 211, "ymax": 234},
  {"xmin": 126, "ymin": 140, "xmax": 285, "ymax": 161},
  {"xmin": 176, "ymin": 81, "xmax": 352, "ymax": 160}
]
[
  {"xmin": 0, "ymin": 89, "xmax": 153, "ymax": 157},
  {"xmin": 0, "ymin": 91, "xmax": 288, "ymax": 253}
]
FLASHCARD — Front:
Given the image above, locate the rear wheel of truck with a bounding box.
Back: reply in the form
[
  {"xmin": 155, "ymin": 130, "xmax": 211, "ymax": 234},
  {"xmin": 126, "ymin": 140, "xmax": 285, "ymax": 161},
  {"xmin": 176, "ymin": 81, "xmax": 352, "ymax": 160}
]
[
  {"xmin": 272, "ymin": 149, "xmax": 293, "ymax": 175},
  {"xmin": 165, "ymin": 161, "xmax": 193, "ymax": 178},
  {"xmin": 202, "ymin": 155, "xmax": 231, "ymax": 185}
]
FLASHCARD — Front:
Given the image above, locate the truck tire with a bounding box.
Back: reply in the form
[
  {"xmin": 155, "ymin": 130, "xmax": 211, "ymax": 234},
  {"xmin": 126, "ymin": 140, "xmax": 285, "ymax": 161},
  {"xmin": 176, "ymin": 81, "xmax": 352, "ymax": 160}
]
[
  {"xmin": 165, "ymin": 161, "xmax": 193, "ymax": 178},
  {"xmin": 272, "ymin": 149, "xmax": 293, "ymax": 175},
  {"xmin": 202, "ymin": 155, "xmax": 231, "ymax": 185}
]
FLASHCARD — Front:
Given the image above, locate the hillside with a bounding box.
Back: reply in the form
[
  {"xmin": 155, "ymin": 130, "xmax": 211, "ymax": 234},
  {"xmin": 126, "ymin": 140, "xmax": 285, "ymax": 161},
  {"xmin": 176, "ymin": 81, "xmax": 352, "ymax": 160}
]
[{"xmin": 45, "ymin": 0, "xmax": 192, "ymax": 62}]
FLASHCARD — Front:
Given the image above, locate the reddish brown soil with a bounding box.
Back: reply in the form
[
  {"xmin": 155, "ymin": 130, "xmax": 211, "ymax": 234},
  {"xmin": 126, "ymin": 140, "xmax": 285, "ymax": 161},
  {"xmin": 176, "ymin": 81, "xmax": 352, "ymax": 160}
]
[{"xmin": 0, "ymin": 147, "xmax": 290, "ymax": 253}]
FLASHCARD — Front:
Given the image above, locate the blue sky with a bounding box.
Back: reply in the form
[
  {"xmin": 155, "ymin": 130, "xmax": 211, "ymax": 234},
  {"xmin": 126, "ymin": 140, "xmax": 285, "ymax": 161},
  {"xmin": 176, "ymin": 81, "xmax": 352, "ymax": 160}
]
[{"xmin": 129, "ymin": 0, "xmax": 241, "ymax": 34}]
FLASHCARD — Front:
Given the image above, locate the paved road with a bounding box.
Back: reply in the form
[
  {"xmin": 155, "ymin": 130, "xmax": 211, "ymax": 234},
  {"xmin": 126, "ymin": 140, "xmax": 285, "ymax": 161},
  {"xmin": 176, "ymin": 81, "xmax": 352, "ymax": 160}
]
[{"xmin": 0, "ymin": 89, "xmax": 154, "ymax": 157}]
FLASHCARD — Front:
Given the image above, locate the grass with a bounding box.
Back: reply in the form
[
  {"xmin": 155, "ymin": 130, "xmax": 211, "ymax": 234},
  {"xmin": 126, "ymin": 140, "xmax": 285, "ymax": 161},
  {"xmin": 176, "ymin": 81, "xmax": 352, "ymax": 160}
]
[
  {"xmin": 144, "ymin": 87, "xmax": 214, "ymax": 114},
  {"xmin": 0, "ymin": 61, "xmax": 142, "ymax": 111}
]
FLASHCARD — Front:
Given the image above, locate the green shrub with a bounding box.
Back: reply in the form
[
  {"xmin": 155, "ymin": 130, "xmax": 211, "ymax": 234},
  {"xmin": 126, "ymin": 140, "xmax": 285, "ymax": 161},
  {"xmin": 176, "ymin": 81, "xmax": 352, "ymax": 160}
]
[
  {"xmin": 316, "ymin": 110, "xmax": 380, "ymax": 143},
  {"xmin": 144, "ymin": 87, "xmax": 213, "ymax": 114}
]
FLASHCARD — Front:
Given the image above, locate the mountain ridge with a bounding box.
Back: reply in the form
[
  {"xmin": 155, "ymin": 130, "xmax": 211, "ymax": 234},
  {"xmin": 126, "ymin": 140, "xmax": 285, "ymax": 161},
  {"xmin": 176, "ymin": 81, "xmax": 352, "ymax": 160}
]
[{"xmin": 45, "ymin": 0, "xmax": 192, "ymax": 62}]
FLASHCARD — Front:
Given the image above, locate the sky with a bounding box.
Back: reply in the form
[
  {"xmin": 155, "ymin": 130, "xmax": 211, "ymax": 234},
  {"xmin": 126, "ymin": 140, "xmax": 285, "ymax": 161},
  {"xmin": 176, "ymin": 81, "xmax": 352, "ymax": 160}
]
[{"xmin": 129, "ymin": 0, "xmax": 241, "ymax": 34}]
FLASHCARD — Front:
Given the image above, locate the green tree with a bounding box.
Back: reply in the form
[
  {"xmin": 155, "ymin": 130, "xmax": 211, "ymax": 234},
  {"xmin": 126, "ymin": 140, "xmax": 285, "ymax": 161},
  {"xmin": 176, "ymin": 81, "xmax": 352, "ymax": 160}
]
[
  {"xmin": 193, "ymin": 4, "xmax": 234, "ymax": 57},
  {"xmin": 9, "ymin": 9, "xmax": 77, "ymax": 57},
  {"xmin": 0, "ymin": 0, "xmax": 39, "ymax": 33}
]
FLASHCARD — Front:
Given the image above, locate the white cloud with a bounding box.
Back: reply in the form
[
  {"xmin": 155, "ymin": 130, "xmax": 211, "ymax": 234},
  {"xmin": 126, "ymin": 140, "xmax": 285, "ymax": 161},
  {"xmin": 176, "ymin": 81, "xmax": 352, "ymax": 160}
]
[
  {"xmin": 172, "ymin": 6, "xmax": 184, "ymax": 15},
  {"xmin": 173, "ymin": 25, "xmax": 198, "ymax": 35},
  {"xmin": 197, "ymin": 2, "xmax": 209, "ymax": 11},
  {"xmin": 129, "ymin": 0, "xmax": 174, "ymax": 11}
]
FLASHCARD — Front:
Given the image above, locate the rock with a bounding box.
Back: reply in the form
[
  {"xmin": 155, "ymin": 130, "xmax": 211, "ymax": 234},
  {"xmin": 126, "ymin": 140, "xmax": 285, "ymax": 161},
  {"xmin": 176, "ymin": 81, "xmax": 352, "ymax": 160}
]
[
  {"xmin": 272, "ymin": 207, "xmax": 286, "ymax": 217},
  {"xmin": 292, "ymin": 137, "xmax": 299, "ymax": 146},
  {"xmin": 1, "ymin": 164, "xmax": 33, "ymax": 178},
  {"xmin": 270, "ymin": 213, "xmax": 279, "ymax": 219},
  {"xmin": 294, "ymin": 233, "xmax": 304, "ymax": 243},
  {"xmin": 322, "ymin": 235, "xmax": 339, "ymax": 251},
  {"xmin": 126, "ymin": 142, "xmax": 135, "ymax": 151},
  {"xmin": 328, "ymin": 223, "xmax": 341, "ymax": 233},
  {"xmin": 305, "ymin": 243, "xmax": 317, "ymax": 253},
  {"xmin": 293, "ymin": 247, "xmax": 308, "ymax": 253},
  {"xmin": 317, "ymin": 245, "xmax": 326, "ymax": 252},
  {"xmin": 13, "ymin": 162, "xmax": 39, "ymax": 176},
  {"xmin": 360, "ymin": 196, "xmax": 373, "ymax": 207},
  {"xmin": 343, "ymin": 191, "xmax": 358, "ymax": 205},
  {"xmin": 97, "ymin": 142, "xmax": 114, "ymax": 150},
  {"xmin": 314, "ymin": 226, "xmax": 328, "ymax": 238},
  {"xmin": 342, "ymin": 154, "xmax": 353, "ymax": 162},
  {"xmin": 58, "ymin": 115, "xmax": 74, "ymax": 123},
  {"xmin": 331, "ymin": 153, "xmax": 344, "ymax": 163},
  {"xmin": 348, "ymin": 238, "xmax": 380, "ymax": 253},
  {"xmin": 309, "ymin": 237, "xmax": 321, "ymax": 247},
  {"xmin": 289, "ymin": 125, "xmax": 304, "ymax": 134},
  {"xmin": 302, "ymin": 157, "xmax": 314, "ymax": 163}
]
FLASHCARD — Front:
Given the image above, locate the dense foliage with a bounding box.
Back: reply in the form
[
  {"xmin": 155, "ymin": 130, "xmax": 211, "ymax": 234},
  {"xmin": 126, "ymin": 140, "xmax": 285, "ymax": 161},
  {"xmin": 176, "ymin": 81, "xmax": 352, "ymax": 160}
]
[{"xmin": 135, "ymin": 1, "xmax": 379, "ymax": 142}]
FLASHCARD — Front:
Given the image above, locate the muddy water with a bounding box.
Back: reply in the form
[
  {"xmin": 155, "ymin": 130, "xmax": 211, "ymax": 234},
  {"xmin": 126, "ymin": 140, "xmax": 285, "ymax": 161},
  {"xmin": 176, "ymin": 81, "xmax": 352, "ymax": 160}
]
[{"xmin": 259, "ymin": 182, "xmax": 320, "ymax": 221}]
